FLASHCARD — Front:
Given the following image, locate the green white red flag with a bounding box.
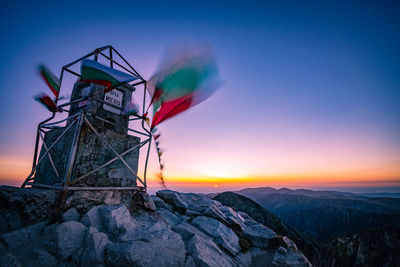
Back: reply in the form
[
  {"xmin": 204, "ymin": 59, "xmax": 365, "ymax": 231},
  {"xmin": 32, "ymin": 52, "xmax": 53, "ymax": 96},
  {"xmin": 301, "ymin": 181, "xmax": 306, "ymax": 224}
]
[
  {"xmin": 34, "ymin": 93, "xmax": 57, "ymax": 112},
  {"xmin": 38, "ymin": 65, "xmax": 60, "ymax": 99},
  {"xmin": 81, "ymin": 60, "xmax": 139, "ymax": 92}
]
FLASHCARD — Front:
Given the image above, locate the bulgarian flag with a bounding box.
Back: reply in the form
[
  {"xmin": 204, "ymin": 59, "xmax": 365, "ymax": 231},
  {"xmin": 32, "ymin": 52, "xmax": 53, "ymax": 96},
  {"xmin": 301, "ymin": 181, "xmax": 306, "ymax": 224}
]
[
  {"xmin": 34, "ymin": 93, "xmax": 58, "ymax": 112},
  {"xmin": 38, "ymin": 65, "xmax": 60, "ymax": 99},
  {"xmin": 81, "ymin": 60, "xmax": 139, "ymax": 93}
]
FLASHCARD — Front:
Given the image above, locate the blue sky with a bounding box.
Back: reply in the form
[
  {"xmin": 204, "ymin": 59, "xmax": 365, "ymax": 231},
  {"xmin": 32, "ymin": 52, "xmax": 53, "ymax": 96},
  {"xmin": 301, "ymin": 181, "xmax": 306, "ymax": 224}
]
[{"xmin": 0, "ymin": 0, "xmax": 399, "ymax": 192}]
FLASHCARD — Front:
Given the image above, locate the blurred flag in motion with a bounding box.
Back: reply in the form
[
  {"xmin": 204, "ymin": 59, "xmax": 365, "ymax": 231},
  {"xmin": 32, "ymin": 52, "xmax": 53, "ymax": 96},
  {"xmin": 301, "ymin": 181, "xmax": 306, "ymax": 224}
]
[
  {"xmin": 34, "ymin": 93, "xmax": 58, "ymax": 112},
  {"xmin": 38, "ymin": 65, "xmax": 61, "ymax": 99},
  {"xmin": 148, "ymin": 44, "xmax": 221, "ymax": 129}
]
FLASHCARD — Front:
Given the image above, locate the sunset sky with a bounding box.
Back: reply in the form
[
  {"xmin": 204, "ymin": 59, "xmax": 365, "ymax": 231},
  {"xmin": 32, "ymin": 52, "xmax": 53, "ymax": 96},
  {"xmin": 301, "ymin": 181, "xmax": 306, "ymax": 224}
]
[{"xmin": 0, "ymin": 1, "xmax": 399, "ymax": 194}]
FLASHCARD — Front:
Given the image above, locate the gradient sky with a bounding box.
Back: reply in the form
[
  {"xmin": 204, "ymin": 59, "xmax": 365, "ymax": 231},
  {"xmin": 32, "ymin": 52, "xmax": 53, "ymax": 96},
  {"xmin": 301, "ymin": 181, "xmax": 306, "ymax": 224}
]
[{"xmin": 0, "ymin": 0, "xmax": 399, "ymax": 193}]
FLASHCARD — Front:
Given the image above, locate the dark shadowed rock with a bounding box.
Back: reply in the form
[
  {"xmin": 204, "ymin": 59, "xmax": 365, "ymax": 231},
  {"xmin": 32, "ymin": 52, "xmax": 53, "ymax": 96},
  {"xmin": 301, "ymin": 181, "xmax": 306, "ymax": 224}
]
[
  {"xmin": 184, "ymin": 255, "xmax": 196, "ymax": 267},
  {"xmin": 132, "ymin": 191, "xmax": 156, "ymax": 211},
  {"xmin": 0, "ymin": 186, "xmax": 58, "ymax": 228},
  {"xmin": 105, "ymin": 228, "xmax": 185, "ymax": 267},
  {"xmin": 156, "ymin": 190, "xmax": 188, "ymax": 213},
  {"xmin": 56, "ymin": 221, "xmax": 87, "ymax": 260},
  {"xmin": 32, "ymin": 248, "xmax": 57, "ymax": 267},
  {"xmin": 191, "ymin": 216, "xmax": 241, "ymax": 255},
  {"xmin": 187, "ymin": 234, "xmax": 237, "ymax": 267},
  {"xmin": 0, "ymin": 221, "xmax": 47, "ymax": 249},
  {"xmin": 61, "ymin": 208, "xmax": 80, "ymax": 222},
  {"xmin": 80, "ymin": 226, "xmax": 110, "ymax": 266},
  {"xmin": 0, "ymin": 253, "xmax": 22, "ymax": 267},
  {"xmin": 320, "ymin": 226, "xmax": 400, "ymax": 267}
]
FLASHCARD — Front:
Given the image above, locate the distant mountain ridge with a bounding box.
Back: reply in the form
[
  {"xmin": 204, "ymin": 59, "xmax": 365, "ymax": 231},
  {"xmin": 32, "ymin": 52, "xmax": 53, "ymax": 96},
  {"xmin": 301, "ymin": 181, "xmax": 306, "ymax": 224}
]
[{"xmin": 222, "ymin": 187, "xmax": 400, "ymax": 243}]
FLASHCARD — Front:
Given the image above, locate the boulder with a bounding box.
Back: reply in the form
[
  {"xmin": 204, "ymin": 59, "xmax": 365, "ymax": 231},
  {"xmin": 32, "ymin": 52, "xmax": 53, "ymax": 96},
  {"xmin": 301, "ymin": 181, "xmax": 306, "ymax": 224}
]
[
  {"xmin": 105, "ymin": 228, "xmax": 185, "ymax": 267},
  {"xmin": 132, "ymin": 191, "xmax": 156, "ymax": 211},
  {"xmin": 187, "ymin": 234, "xmax": 236, "ymax": 267},
  {"xmin": 32, "ymin": 248, "xmax": 57, "ymax": 267},
  {"xmin": 236, "ymin": 251, "xmax": 252, "ymax": 267},
  {"xmin": 80, "ymin": 205, "xmax": 105, "ymax": 232},
  {"xmin": 185, "ymin": 209, "xmax": 203, "ymax": 217},
  {"xmin": 286, "ymin": 249, "xmax": 311, "ymax": 267},
  {"xmin": 0, "ymin": 211, "xmax": 22, "ymax": 233},
  {"xmin": 184, "ymin": 256, "xmax": 196, "ymax": 267},
  {"xmin": 172, "ymin": 221, "xmax": 210, "ymax": 241},
  {"xmin": 242, "ymin": 219, "xmax": 277, "ymax": 249},
  {"xmin": 0, "ymin": 214, "xmax": 9, "ymax": 234},
  {"xmin": 0, "ymin": 221, "xmax": 46, "ymax": 249},
  {"xmin": 156, "ymin": 208, "xmax": 181, "ymax": 226},
  {"xmin": 0, "ymin": 253, "xmax": 21, "ymax": 267},
  {"xmin": 62, "ymin": 208, "xmax": 80, "ymax": 222},
  {"xmin": 151, "ymin": 196, "xmax": 166, "ymax": 209},
  {"xmin": 80, "ymin": 226, "xmax": 110, "ymax": 266},
  {"xmin": 56, "ymin": 221, "xmax": 87, "ymax": 260},
  {"xmin": 249, "ymin": 248, "xmax": 274, "ymax": 266},
  {"xmin": 98, "ymin": 205, "xmax": 134, "ymax": 237},
  {"xmin": 156, "ymin": 190, "xmax": 188, "ymax": 213},
  {"xmin": 272, "ymin": 246, "xmax": 287, "ymax": 266},
  {"xmin": 191, "ymin": 216, "xmax": 241, "ymax": 255},
  {"xmin": 219, "ymin": 205, "xmax": 246, "ymax": 231}
]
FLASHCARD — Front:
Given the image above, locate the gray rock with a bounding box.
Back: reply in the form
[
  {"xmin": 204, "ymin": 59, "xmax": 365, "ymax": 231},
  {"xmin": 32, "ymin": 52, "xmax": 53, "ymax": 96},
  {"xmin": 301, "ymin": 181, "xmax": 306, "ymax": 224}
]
[
  {"xmin": 172, "ymin": 221, "xmax": 209, "ymax": 241},
  {"xmin": 0, "ymin": 221, "xmax": 46, "ymax": 249},
  {"xmin": 118, "ymin": 210, "xmax": 167, "ymax": 241},
  {"xmin": 62, "ymin": 208, "xmax": 80, "ymax": 222},
  {"xmin": 219, "ymin": 205, "xmax": 246, "ymax": 231},
  {"xmin": 242, "ymin": 219, "xmax": 277, "ymax": 249},
  {"xmin": 249, "ymin": 248, "xmax": 274, "ymax": 266},
  {"xmin": 156, "ymin": 190, "xmax": 188, "ymax": 213},
  {"xmin": 286, "ymin": 248, "xmax": 312, "ymax": 267},
  {"xmin": 98, "ymin": 205, "xmax": 134, "ymax": 237},
  {"xmin": 0, "ymin": 243, "xmax": 6, "ymax": 255},
  {"xmin": 272, "ymin": 246, "xmax": 287, "ymax": 266},
  {"xmin": 236, "ymin": 251, "xmax": 252, "ymax": 267},
  {"xmin": 32, "ymin": 248, "xmax": 57, "ymax": 267},
  {"xmin": 134, "ymin": 191, "xmax": 156, "ymax": 211},
  {"xmin": 156, "ymin": 208, "xmax": 181, "ymax": 226},
  {"xmin": 192, "ymin": 216, "xmax": 240, "ymax": 255},
  {"xmin": 151, "ymin": 196, "xmax": 166, "ymax": 209},
  {"xmin": 0, "ymin": 214, "xmax": 9, "ymax": 234},
  {"xmin": 187, "ymin": 234, "xmax": 236, "ymax": 267},
  {"xmin": 2, "ymin": 211, "xmax": 23, "ymax": 232},
  {"xmin": 80, "ymin": 205, "xmax": 105, "ymax": 232},
  {"xmin": 165, "ymin": 202, "xmax": 174, "ymax": 212},
  {"xmin": 184, "ymin": 255, "xmax": 196, "ymax": 267},
  {"xmin": 105, "ymin": 228, "xmax": 185, "ymax": 267},
  {"xmin": 185, "ymin": 209, "xmax": 203, "ymax": 217},
  {"xmin": 80, "ymin": 226, "xmax": 110, "ymax": 266},
  {"xmin": 56, "ymin": 221, "xmax": 87, "ymax": 260},
  {"xmin": 42, "ymin": 223, "xmax": 58, "ymax": 256},
  {"xmin": 0, "ymin": 253, "xmax": 22, "ymax": 267}
]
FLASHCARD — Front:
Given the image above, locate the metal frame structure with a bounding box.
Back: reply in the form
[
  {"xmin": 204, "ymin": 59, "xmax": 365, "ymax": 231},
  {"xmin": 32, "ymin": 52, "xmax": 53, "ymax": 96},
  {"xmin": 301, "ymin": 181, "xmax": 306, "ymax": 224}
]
[{"xmin": 22, "ymin": 45, "xmax": 152, "ymax": 193}]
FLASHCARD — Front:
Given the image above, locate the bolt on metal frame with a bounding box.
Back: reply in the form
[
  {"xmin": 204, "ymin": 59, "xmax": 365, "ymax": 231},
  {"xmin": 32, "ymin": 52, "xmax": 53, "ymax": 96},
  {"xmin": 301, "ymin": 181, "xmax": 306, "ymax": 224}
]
[{"xmin": 22, "ymin": 45, "xmax": 152, "ymax": 193}]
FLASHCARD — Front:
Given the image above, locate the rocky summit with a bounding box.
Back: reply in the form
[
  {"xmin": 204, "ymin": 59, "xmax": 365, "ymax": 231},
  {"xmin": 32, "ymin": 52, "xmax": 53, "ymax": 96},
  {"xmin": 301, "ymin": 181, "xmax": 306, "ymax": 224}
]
[{"xmin": 0, "ymin": 186, "xmax": 311, "ymax": 267}]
